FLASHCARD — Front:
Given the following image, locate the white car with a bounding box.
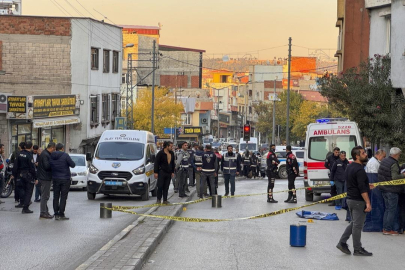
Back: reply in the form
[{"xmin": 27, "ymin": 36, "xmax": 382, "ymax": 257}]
[{"xmin": 70, "ymin": 154, "xmax": 89, "ymax": 190}]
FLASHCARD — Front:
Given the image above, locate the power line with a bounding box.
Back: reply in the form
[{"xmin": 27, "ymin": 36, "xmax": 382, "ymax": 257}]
[
  {"xmin": 160, "ymin": 54, "xmax": 337, "ymax": 74},
  {"xmin": 209, "ymin": 45, "xmax": 288, "ymax": 55}
]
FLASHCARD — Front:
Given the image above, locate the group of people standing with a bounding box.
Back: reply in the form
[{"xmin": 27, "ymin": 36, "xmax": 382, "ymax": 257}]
[
  {"xmin": 241, "ymin": 150, "xmax": 260, "ymax": 178},
  {"xmin": 7, "ymin": 141, "xmax": 75, "ymax": 220}
]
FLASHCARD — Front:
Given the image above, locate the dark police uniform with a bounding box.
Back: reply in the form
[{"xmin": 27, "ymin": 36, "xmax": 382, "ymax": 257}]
[
  {"xmin": 201, "ymin": 150, "xmax": 217, "ymax": 196},
  {"xmin": 13, "ymin": 149, "xmax": 36, "ymax": 211},
  {"xmin": 251, "ymin": 155, "xmax": 259, "ymax": 178},
  {"xmin": 266, "ymin": 150, "xmax": 279, "ymax": 202},
  {"xmin": 187, "ymin": 148, "xmax": 195, "ymax": 187},
  {"xmin": 221, "ymin": 152, "xmax": 241, "ymax": 196},
  {"xmin": 175, "ymin": 149, "xmax": 190, "ymax": 197},
  {"xmin": 243, "ymin": 151, "xmax": 251, "ymax": 177},
  {"xmin": 285, "ymin": 151, "xmax": 299, "ymax": 203},
  {"xmin": 193, "ymin": 149, "xmax": 207, "ymax": 198},
  {"xmin": 325, "ymin": 153, "xmax": 339, "ymax": 202}
]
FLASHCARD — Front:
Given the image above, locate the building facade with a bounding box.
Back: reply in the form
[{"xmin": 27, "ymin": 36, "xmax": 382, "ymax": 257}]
[{"xmin": 0, "ymin": 15, "xmax": 122, "ymax": 156}]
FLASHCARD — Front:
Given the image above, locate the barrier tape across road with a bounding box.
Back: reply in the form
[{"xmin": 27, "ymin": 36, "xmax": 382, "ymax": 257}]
[{"xmin": 104, "ymin": 178, "xmax": 405, "ymax": 223}]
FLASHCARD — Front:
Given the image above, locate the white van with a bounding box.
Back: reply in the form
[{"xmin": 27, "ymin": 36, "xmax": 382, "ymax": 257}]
[
  {"xmin": 239, "ymin": 137, "xmax": 258, "ymax": 152},
  {"xmin": 86, "ymin": 130, "xmax": 157, "ymax": 201},
  {"xmin": 303, "ymin": 118, "xmax": 362, "ymax": 201}
]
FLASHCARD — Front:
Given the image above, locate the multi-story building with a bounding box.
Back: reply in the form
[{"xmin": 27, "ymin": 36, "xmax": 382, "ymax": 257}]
[
  {"xmin": 335, "ymin": 0, "xmax": 370, "ymax": 73},
  {"xmin": 0, "ymin": 15, "xmax": 122, "ymax": 156},
  {"xmin": 0, "ymin": 0, "xmax": 21, "ymax": 15}
]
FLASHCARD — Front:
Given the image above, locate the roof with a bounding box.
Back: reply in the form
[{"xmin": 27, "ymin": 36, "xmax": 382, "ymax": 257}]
[
  {"xmin": 0, "ymin": 15, "xmax": 122, "ymax": 29},
  {"xmin": 159, "ymin": 44, "xmax": 206, "ymax": 53},
  {"xmin": 298, "ymin": 90, "xmax": 327, "ymax": 103},
  {"xmin": 119, "ymin": 25, "xmax": 160, "ymax": 30}
]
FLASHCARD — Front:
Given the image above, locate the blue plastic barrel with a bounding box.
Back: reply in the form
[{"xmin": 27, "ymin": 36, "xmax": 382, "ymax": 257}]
[{"xmin": 290, "ymin": 224, "xmax": 307, "ymax": 247}]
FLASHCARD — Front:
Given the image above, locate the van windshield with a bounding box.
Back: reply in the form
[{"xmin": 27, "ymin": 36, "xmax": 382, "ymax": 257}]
[
  {"xmin": 95, "ymin": 142, "xmax": 144, "ymax": 161},
  {"xmin": 240, "ymin": 143, "xmax": 257, "ymax": 151},
  {"xmin": 309, "ymin": 135, "xmax": 357, "ymax": 161}
]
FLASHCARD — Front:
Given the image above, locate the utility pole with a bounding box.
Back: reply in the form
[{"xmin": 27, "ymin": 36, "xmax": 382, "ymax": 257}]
[
  {"xmin": 272, "ymin": 77, "xmax": 277, "ymax": 144},
  {"xmin": 217, "ymin": 88, "xmax": 220, "ymax": 138},
  {"xmin": 151, "ymin": 40, "xmax": 156, "ymax": 134},
  {"xmin": 286, "ymin": 37, "xmax": 292, "ymax": 145},
  {"xmin": 126, "ymin": 54, "xmax": 133, "ymax": 129}
]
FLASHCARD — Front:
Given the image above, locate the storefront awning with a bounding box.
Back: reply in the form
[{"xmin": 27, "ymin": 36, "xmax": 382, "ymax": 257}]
[{"xmin": 32, "ymin": 116, "xmax": 81, "ymax": 128}]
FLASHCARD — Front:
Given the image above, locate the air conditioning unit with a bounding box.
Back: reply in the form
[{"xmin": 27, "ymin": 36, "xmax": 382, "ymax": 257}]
[
  {"xmin": 0, "ymin": 93, "xmax": 9, "ymax": 113},
  {"xmin": 201, "ymin": 118, "xmax": 208, "ymax": 124}
]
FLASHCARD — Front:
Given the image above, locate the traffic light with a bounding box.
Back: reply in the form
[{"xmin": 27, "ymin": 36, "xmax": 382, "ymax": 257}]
[{"xmin": 243, "ymin": 124, "xmax": 251, "ymax": 141}]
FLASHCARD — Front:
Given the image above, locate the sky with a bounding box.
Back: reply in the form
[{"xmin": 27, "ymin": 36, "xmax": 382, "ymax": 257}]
[{"xmin": 23, "ymin": 0, "xmax": 338, "ymax": 60}]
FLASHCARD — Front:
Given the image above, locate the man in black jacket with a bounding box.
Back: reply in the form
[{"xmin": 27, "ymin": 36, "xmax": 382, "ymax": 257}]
[
  {"xmin": 377, "ymin": 147, "xmax": 405, "ymax": 236},
  {"xmin": 49, "ymin": 143, "xmax": 75, "ymax": 220},
  {"xmin": 330, "ymin": 151, "xmax": 349, "ymax": 210},
  {"xmin": 266, "ymin": 144, "xmax": 279, "ymax": 203},
  {"xmin": 154, "ymin": 141, "xmax": 175, "ymax": 204},
  {"xmin": 325, "ymin": 147, "xmax": 340, "ymax": 206},
  {"xmin": 37, "ymin": 142, "xmax": 56, "ymax": 219},
  {"xmin": 337, "ymin": 146, "xmax": 372, "ymax": 256}
]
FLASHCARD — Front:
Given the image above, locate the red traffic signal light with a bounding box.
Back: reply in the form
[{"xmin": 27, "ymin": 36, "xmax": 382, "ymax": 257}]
[
  {"xmin": 244, "ymin": 125, "xmax": 250, "ymax": 133},
  {"xmin": 243, "ymin": 125, "xmax": 251, "ymax": 141}
]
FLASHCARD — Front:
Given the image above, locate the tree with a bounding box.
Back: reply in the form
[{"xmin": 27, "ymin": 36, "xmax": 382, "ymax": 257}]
[
  {"xmin": 132, "ymin": 87, "xmax": 183, "ymax": 137},
  {"xmin": 319, "ymin": 55, "xmax": 405, "ymax": 147},
  {"xmin": 292, "ymin": 101, "xmax": 328, "ymax": 138}
]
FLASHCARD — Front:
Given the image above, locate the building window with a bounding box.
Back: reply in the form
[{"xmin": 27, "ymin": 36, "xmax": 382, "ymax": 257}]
[
  {"xmin": 102, "ymin": 94, "xmax": 110, "ymax": 122},
  {"xmin": 181, "ymin": 114, "xmax": 191, "ymax": 125},
  {"xmin": 111, "ymin": 93, "xmax": 119, "ymax": 119},
  {"xmin": 249, "ymin": 90, "xmax": 252, "ymax": 97},
  {"xmin": 90, "ymin": 95, "xmax": 99, "ymax": 125},
  {"xmin": 103, "ymin": 50, "xmax": 110, "ymax": 73},
  {"xmin": 221, "ymin": 75, "xmax": 228, "ymax": 83},
  {"xmin": 122, "ymin": 74, "xmax": 126, "ymax": 84},
  {"xmin": 386, "ymin": 17, "xmax": 391, "ymax": 55},
  {"xmin": 249, "ymin": 106, "xmax": 252, "ymax": 114},
  {"xmin": 91, "ymin": 48, "xmax": 99, "ymax": 70},
  {"xmin": 113, "ymin": 51, "xmax": 119, "ymax": 73}
]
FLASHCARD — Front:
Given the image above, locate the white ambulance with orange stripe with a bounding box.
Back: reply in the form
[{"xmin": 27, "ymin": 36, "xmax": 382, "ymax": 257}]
[{"xmin": 303, "ymin": 118, "xmax": 362, "ymax": 201}]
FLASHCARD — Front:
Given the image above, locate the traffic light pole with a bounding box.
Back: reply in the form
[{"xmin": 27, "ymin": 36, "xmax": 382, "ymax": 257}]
[{"xmin": 286, "ymin": 37, "xmax": 292, "ymax": 145}]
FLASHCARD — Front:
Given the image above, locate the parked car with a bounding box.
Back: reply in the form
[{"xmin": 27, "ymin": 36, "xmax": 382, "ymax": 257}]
[
  {"xmin": 69, "ymin": 154, "xmax": 89, "ymax": 190},
  {"xmin": 260, "ymin": 150, "xmax": 304, "ymax": 179}
]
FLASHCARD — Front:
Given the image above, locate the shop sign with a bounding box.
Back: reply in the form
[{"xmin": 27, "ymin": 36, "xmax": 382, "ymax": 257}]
[
  {"xmin": 183, "ymin": 126, "xmax": 202, "ymax": 135},
  {"xmin": 33, "ymin": 95, "xmax": 78, "ymax": 118},
  {"xmin": 33, "ymin": 117, "xmax": 81, "ymax": 128},
  {"xmin": 7, "ymin": 96, "xmax": 26, "ymax": 113}
]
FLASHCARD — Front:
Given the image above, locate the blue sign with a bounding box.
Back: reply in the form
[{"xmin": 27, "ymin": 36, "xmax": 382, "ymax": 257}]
[
  {"xmin": 115, "ymin": 117, "xmax": 127, "ymax": 130},
  {"xmin": 164, "ymin": 128, "xmax": 175, "ymax": 134}
]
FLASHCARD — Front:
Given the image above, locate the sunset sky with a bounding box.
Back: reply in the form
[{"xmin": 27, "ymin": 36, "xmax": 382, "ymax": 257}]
[{"xmin": 23, "ymin": 0, "xmax": 338, "ymax": 60}]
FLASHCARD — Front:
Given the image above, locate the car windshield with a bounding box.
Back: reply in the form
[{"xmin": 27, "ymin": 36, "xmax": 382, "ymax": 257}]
[
  {"xmin": 95, "ymin": 142, "xmax": 144, "ymax": 161},
  {"xmin": 240, "ymin": 143, "xmax": 257, "ymax": 151},
  {"xmin": 71, "ymin": 156, "xmax": 86, "ymax": 166}
]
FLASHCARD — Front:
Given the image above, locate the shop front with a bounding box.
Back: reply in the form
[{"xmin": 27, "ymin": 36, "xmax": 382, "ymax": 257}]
[{"xmin": 178, "ymin": 126, "xmax": 202, "ymax": 143}]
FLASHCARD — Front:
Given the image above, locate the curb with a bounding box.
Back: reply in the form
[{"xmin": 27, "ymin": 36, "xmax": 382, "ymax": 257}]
[{"xmin": 76, "ymin": 189, "xmax": 196, "ymax": 270}]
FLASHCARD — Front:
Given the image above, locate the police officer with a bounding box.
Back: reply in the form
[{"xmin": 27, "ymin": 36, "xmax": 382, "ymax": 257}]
[
  {"xmin": 266, "ymin": 144, "xmax": 279, "ymax": 203},
  {"xmin": 12, "ymin": 141, "xmax": 37, "ymax": 213},
  {"xmin": 175, "ymin": 142, "xmax": 190, "ymax": 198},
  {"xmin": 194, "ymin": 145, "xmax": 206, "ymax": 198},
  {"xmin": 201, "ymin": 144, "xmax": 217, "ymax": 196},
  {"xmin": 187, "ymin": 144, "xmax": 195, "ymax": 189},
  {"xmin": 243, "ymin": 150, "xmax": 251, "ymax": 177},
  {"xmin": 221, "ymin": 145, "xmax": 241, "ymax": 196},
  {"xmin": 325, "ymin": 147, "xmax": 340, "ymax": 206},
  {"xmin": 285, "ymin": 145, "xmax": 299, "ymax": 203},
  {"xmin": 251, "ymin": 153, "xmax": 258, "ymax": 179}
]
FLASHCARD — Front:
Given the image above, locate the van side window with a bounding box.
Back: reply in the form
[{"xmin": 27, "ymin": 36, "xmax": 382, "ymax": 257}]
[{"xmin": 145, "ymin": 145, "xmax": 151, "ymax": 163}]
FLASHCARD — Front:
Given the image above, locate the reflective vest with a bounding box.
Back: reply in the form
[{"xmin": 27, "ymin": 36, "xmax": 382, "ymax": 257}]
[
  {"xmin": 243, "ymin": 154, "xmax": 251, "ymax": 165},
  {"xmin": 202, "ymin": 151, "xmax": 216, "ymax": 173},
  {"xmin": 194, "ymin": 151, "xmax": 203, "ymax": 168},
  {"xmin": 180, "ymin": 150, "xmax": 190, "ymax": 169},
  {"xmin": 187, "ymin": 149, "xmax": 194, "ymax": 167},
  {"xmin": 223, "ymin": 152, "xmax": 237, "ymax": 175}
]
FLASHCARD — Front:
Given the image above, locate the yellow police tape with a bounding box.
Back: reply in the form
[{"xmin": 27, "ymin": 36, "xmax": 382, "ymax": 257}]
[{"xmin": 106, "ymin": 178, "xmax": 405, "ymax": 222}]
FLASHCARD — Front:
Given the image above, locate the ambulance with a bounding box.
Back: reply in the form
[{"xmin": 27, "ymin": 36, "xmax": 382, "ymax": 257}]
[
  {"xmin": 86, "ymin": 130, "xmax": 157, "ymax": 201},
  {"xmin": 303, "ymin": 118, "xmax": 362, "ymax": 201}
]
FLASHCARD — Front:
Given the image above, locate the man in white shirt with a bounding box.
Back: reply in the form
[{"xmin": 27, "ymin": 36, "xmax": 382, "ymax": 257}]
[{"xmin": 366, "ymin": 149, "xmax": 386, "ymax": 173}]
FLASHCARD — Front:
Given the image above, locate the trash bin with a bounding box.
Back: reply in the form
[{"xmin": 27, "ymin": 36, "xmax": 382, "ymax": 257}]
[{"xmin": 290, "ymin": 224, "xmax": 307, "ymax": 247}]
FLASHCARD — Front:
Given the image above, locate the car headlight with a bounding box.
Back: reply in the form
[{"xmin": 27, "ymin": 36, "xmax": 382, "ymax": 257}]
[
  {"xmin": 132, "ymin": 165, "xmax": 145, "ymax": 175},
  {"xmin": 89, "ymin": 164, "xmax": 99, "ymax": 174},
  {"xmin": 78, "ymin": 171, "xmax": 87, "ymax": 176}
]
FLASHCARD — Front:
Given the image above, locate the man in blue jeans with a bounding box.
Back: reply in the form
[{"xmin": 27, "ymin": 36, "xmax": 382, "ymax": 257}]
[
  {"xmin": 49, "ymin": 143, "xmax": 75, "ymax": 220},
  {"xmin": 221, "ymin": 145, "xmax": 241, "ymax": 196},
  {"xmin": 377, "ymin": 147, "xmax": 405, "ymax": 236}
]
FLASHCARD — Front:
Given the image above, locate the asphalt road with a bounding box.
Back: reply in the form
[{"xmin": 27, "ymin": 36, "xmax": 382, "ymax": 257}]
[
  {"xmin": 144, "ymin": 177, "xmax": 404, "ymax": 270},
  {"xmin": 0, "ymin": 188, "xmax": 171, "ymax": 270}
]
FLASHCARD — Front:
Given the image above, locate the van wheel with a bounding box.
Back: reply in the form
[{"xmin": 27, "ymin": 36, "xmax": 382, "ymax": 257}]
[
  {"xmin": 305, "ymin": 190, "xmax": 313, "ymax": 202},
  {"xmin": 141, "ymin": 184, "xmax": 149, "ymax": 201},
  {"xmin": 87, "ymin": 192, "xmax": 96, "ymax": 200},
  {"xmin": 278, "ymin": 165, "xmax": 288, "ymax": 179}
]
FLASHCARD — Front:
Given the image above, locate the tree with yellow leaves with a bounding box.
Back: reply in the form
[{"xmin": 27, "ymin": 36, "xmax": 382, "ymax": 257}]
[
  {"xmin": 291, "ymin": 101, "xmax": 329, "ymax": 138},
  {"xmin": 132, "ymin": 87, "xmax": 183, "ymax": 137}
]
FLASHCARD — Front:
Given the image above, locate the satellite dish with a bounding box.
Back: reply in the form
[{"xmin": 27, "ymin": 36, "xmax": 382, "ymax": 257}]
[{"xmin": 222, "ymin": 55, "xmax": 230, "ymax": 62}]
